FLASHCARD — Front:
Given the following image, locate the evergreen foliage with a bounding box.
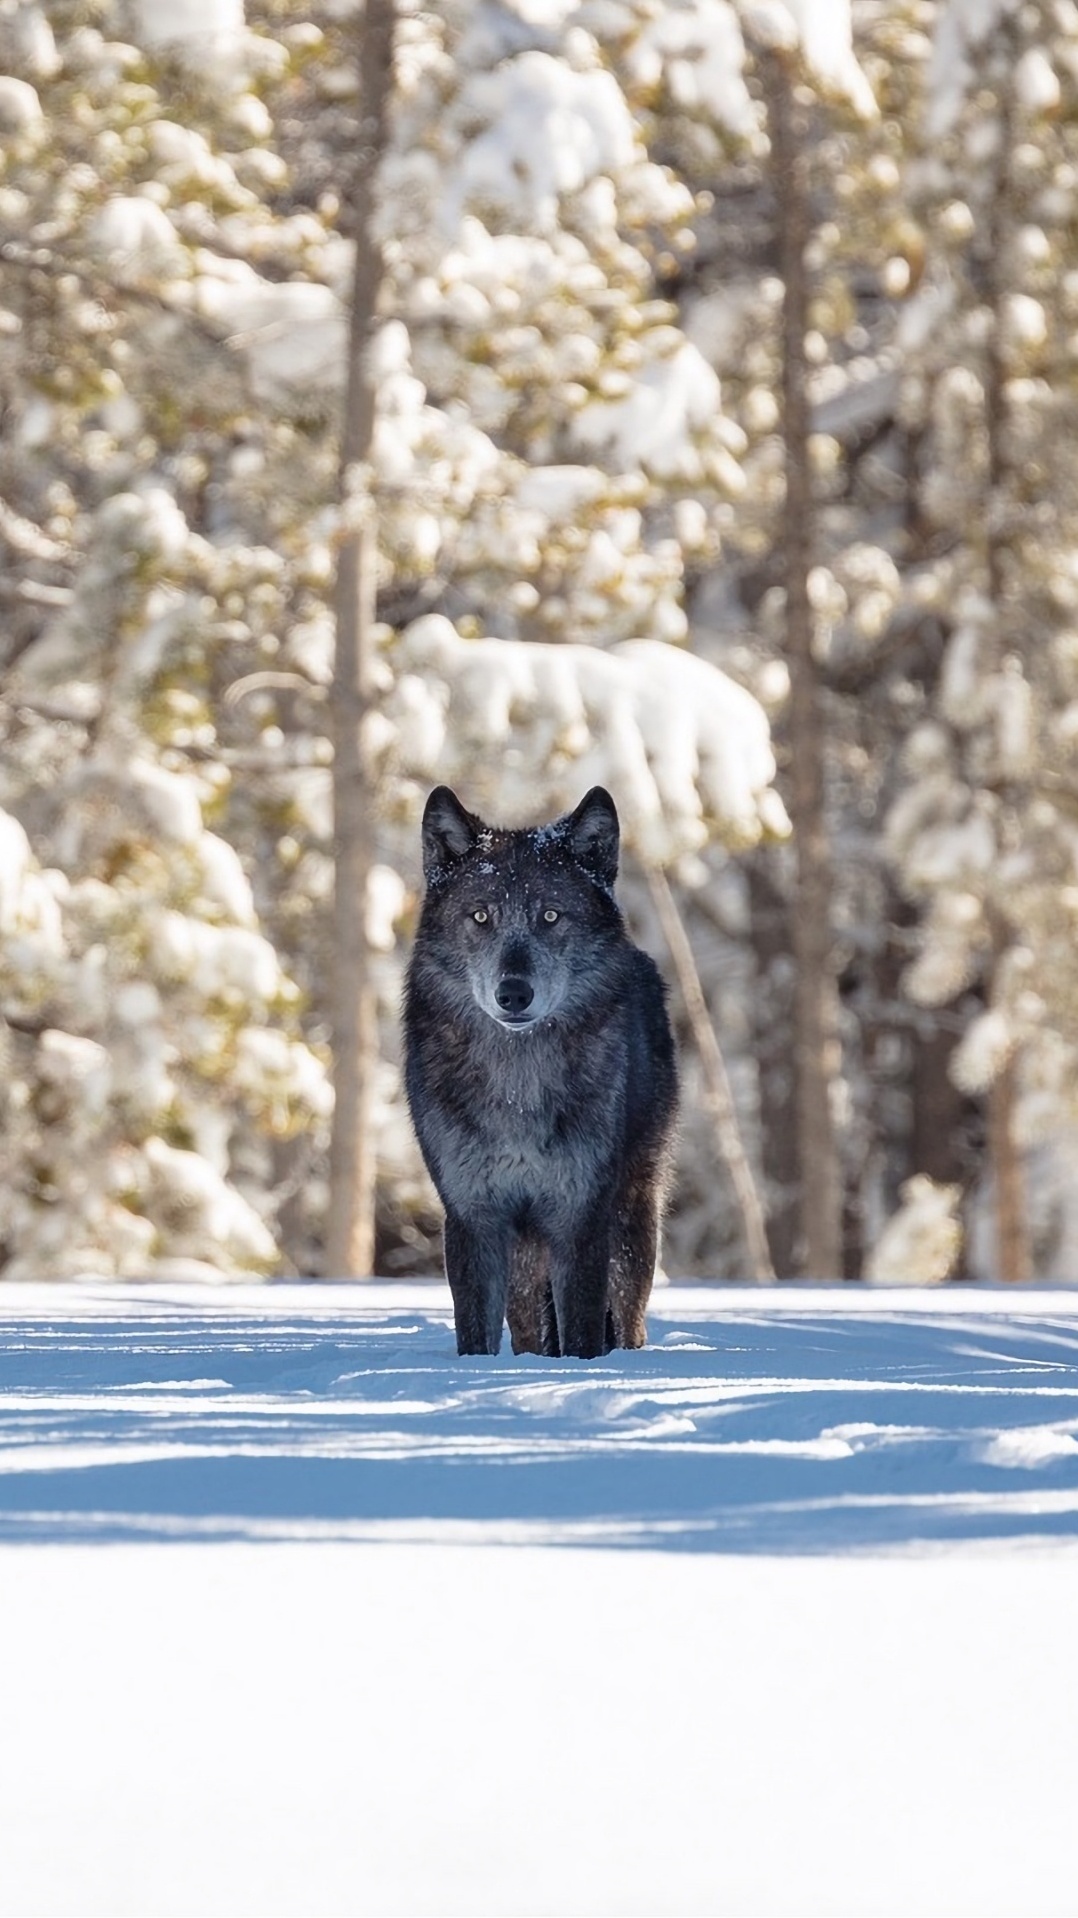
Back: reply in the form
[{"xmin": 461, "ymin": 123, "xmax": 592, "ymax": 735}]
[{"xmin": 1, "ymin": 0, "xmax": 1072, "ymax": 1280}]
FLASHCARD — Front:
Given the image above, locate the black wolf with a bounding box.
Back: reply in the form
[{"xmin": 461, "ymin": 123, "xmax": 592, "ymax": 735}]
[{"xmin": 404, "ymin": 786, "xmax": 677, "ymax": 1359}]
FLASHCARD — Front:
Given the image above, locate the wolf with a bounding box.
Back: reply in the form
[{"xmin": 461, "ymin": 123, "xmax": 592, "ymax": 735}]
[{"xmin": 403, "ymin": 785, "xmax": 677, "ymax": 1359}]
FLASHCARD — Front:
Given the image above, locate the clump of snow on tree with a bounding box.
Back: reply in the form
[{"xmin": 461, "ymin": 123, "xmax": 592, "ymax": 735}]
[
  {"xmin": 385, "ymin": 616, "xmax": 789, "ymax": 865},
  {"xmin": 866, "ymin": 1177, "xmax": 962, "ymax": 1286}
]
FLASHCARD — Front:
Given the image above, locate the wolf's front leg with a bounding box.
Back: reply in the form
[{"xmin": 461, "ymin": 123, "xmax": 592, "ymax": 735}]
[
  {"xmin": 607, "ymin": 1171, "xmax": 660, "ymax": 1350},
  {"xmin": 443, "ymin": 1210, "xmax": 511, "ymax": 1354},
  {"xmin": 549, "ymin": 1213, "xmax": 613, "ymax": 1360},
  {"xmin": 507, "ymin": 1234, "xmax": 557, "ymax": 1356}
]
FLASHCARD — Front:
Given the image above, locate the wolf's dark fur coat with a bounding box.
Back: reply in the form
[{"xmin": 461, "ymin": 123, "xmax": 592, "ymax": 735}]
[{"xmin": 404, "ymin": 786, "xmax": 677, "ymax": 1359}]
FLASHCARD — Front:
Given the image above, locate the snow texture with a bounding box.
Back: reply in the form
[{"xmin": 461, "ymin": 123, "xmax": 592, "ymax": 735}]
[
  {"xmin": 128, "ymin": 0, "xmax": 249, "ymax": 74},
  {"xmin": 641, "ymin": 1, "xmax": 758, "ymax": 138},
  {"xmin": 574, "ymin": 339, "xmax": 727, "ymax": 478},
  {"xmin": 195, "ymin": 268, "xmax": 347, "ymax": 406},
  {"xmin": 446, "ymin": 53, "xmax": 636, "ymax": 235},
  {"xmin": 865, "ymin": 1175, "xmax": 962, "ymax": 1285},
  {"xmin": 3, "ymin": 1284, "xmax": 1078, "ymax": 1552},
  {"xmin": 2, "ymin": 1286, "xmax": 1078, "ymax": 1918}
]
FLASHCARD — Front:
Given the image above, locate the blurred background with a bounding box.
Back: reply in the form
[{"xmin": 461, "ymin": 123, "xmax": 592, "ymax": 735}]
[{"xmin": 0, "ymin": 0, "xmax": 1072, "ymax": 1287}]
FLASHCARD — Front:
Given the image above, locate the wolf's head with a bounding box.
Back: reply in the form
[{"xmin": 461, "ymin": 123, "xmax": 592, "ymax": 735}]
[{"xmin": 416, "ymin": 786, "xmax": 626, "ymax": 1030}]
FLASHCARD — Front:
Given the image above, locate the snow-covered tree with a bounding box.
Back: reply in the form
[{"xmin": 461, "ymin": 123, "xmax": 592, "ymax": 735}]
[
  {"xmin": 0, "ymin": 0, "xmax": 794, "ymax": 1279},
  {"xmin": 0, "ymin": 0, "xmax": 336, "ymax": 1275},
  {"xmin": 887, "ymin": 0, "xmax": 1078, "ymax": 1279},
  {"xmin": 17, "ymin": 0, "xmax": 1078, "ymax": 1288}
]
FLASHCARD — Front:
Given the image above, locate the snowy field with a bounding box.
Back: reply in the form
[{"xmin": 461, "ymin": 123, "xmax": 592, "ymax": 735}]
[{"xmin": 3, "ymin": 1282, "xmax": 1078, "ymax": 1917}]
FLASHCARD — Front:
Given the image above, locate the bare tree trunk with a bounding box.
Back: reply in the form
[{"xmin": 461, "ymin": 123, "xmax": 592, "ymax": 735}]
[
  {"xmin": 745, "ymin": 850, "xmax": 800, "ymax": 1276},
  {"xmin": 762, "ymin": 50, "xmax": 843, "ymax": 1280},
  {"xmin": 987, "ymin": 1052, "xmax": 1030, "ymax": 1282},
  {"xmin": 325, "ymin": 0, "xmax": 395, "ymax": 1279},
  {"xmin": 981, "ymin": 33, "xmax": 1030, "ymax": 1284},
  {"xmin": 901, "ymin": 450, "xmax": 973, "ymax": 1276},
  {"xmin": 648, "ymin": 869, "xmax": 775, "ymax": 1283}
]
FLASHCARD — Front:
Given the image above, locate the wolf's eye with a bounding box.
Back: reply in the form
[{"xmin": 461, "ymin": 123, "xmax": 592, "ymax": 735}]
[
  {"xmin": 542, "ymin": 908, "xmax": 559, "ymax": 924},
  {"xmin": 472, "ymin": 909, "xmax": 489, "ymax": 925}
]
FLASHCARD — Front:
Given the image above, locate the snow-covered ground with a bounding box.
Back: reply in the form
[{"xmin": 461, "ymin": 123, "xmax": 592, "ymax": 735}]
[{"xmin": 3, "ymin": 1283, "xmax": 1078, "ymax": 1917}]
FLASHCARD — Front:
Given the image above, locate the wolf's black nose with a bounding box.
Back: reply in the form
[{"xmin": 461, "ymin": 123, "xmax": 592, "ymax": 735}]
[{"xmin": 496, "ymin": 976, "xmax": 534, "ymax": 1015}]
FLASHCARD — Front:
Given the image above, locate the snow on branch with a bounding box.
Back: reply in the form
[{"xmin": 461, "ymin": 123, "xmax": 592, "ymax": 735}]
[
  {"xmin": 385, "ymin": 616, "xmax": 790, "ymax": 865},
  {"xmin": 742, "ymin": 0, "xmax": 877, "ymax": 117},
  {"xmin": 445, "ymin": 52, "xmax": 638, "ymax": 236},
  {"xmin": 926, "ymin": 0, "xmax": 1017, "ymax": 138},
  {"xmin": 866, "ymin": 1176, "xmax": 962, "ymax": 1285},
  {"xmin": 128, "ymin": 0, "xmax": 255, "ymax": 81}
]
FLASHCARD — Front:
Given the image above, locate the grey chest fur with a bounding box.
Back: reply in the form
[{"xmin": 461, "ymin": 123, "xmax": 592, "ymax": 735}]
[{"xmin": 432, "ymin": 1020, "xmax": 621, "ymax": 1216}]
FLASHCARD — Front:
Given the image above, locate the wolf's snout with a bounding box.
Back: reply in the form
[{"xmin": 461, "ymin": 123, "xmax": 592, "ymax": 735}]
[{"xmin": 495, "ymin": 976, "xmax": 534, "ymax": 1017}]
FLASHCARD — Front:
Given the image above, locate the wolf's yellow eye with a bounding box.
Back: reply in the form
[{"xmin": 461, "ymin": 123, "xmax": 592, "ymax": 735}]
[
  {"xmin": 543, "ymin": 908, "xmax": 559, "ymax": 924},
  {"xmin": 472, "ymin": 909, "xmax": 489, "ymax": 925}
]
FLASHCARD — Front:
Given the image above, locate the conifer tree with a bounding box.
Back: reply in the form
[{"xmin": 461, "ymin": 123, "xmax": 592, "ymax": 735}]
[
  {"xmin": 0, "ymin": 2, "xmax": 334, "ymax": 1275},
  {"xmin": 887, "ymin": 0, "xmax": 1078, "ymax": 1278}
]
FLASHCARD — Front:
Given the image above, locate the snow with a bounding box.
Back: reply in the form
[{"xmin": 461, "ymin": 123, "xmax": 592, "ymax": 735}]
[
  {"xmin": 1, "ymin": 3, "xmax": 58, "ymax": 77},
  {"xmin": 366, "ymin": 862, "xmax": 407, "ymax": 951},
  {"xmin": 140, "ymin": 1143, "xmax": 279, "ymax": 1270},
  {"xmin": 390, "ymin": 616, "xmax": 789, "ymax": 863},
  {"xmin": 575, "ymin": 339, "xmax": 730, "ymax": 481},
  {"xmin": 448, "ymin": 53, "xmax": 636, "ymax": 234},
  {"xmin": 1, "ymin": 1294, "xmax": 1078, "ymax": 1917},
  {"xmin": 0, "ymin": 809, "xmax": 60, "ymax": 947},
  {"xmin": 866, "ymin": 1174, "xmax": 962, "ymax": 1284},
  {"xmin": 36, "ymin": 1030, "xmax": 112, "ymax": 1116},
  {"xmin": 1, "ymin": 1546, "xmax": 1074, "ymax": 1918},
  {"xmin": 0, "ymin": 1287, "xmax": 1076, "ymax": 1915},
  {"xmin": 0, "ymin": 75, "xmax": 43, "ymax": 135},
  {"xmin": 194, "ymin": 266, "xmax": 346, "ymax": 406},
  {"xmin": 130, "ymin": 0, "xmax": 247, "ymax": 71},
  {"xmin": 743, "ymin": 0, "xmax": 877, "ymax": 118},
  {"xmin": 88, "ymin": 196, "xmax": 189, "ymax": 282},
  {"xmin": 0, "ymin": 812, "xmax": 31, "ymax": 928},
  {"xmin": 635, "ymin": 2, "xmax": 759, "ymax": 140},
  {"xmin": 6, "ymin": 1283, "xmax": 1078, "ymax": 1551},
  {"xmin": 1014, "ymin": 45, "xmax": 1060, "ymax": 114},
  {"xmin": 155, "ymin": 912, "xmax": 285, "ymax": 1001},
  {"xmin": 952, "ymin": 1006, "xmax": 1015, "ymax": 1094},
  {"xmin": 193, "ymin": 832, "xmax": 257, "ymax": 926},
  {"xmin": 927, "ymin": 0, "xmax": 1014, "ymax": 138},
  {"xmin": 232, "ymin": 1027, "xmax": 334, "ymax": 1118}
]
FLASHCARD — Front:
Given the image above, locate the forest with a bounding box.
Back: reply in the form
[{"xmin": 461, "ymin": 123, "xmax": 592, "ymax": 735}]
[{"xmin": 0, "ymin": 0, "xmax": 1073, "ymax": 1286}]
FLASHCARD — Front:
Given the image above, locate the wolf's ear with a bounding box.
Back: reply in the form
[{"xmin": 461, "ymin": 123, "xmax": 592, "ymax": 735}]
[
  {"xmin": 566, "ymin": 787, "xmax": 619, "ymax": 887},
  {"xmin": 422, "ymin": 786, "xmax": 480, "ymax": 879}
]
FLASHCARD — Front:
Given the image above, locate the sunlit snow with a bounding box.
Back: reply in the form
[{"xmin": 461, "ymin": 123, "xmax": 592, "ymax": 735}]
[{"xmin": 2, "ymin": 1285, "xmax": 1078, "ymax": 1918}]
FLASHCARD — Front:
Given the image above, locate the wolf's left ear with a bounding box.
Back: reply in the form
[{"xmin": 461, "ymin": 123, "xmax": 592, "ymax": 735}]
[
  {"xmin": 422, "ymin": 786, "xmax": 480, "ymax": 879},
  {"xmin": 567, "ymin": 787, "xmax": 619, "ymax": 887}
]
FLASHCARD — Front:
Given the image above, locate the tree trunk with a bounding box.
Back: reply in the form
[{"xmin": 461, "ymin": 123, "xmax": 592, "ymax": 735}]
[
  {"xmin": 762, "ymin": 50, "xmax": 843, "ymax": 1280},
  {"xmin": 901, "ymin": 451, "xmax": 972, "ymax": 1274},
  {"xmin": 745, "ymin": 849, "xmax": 800, "ymax": 1276},
  {"xmin": 980, "ymin": 32, "xmax": 1030, "ymax": 1284},
  {"xmin": 986, "ymin": 1051, "xmax": 1030, "ymax": 1282},
  {"xmin": 325, "ymin": 0, "xmax": 395, "ymax": 1279}
]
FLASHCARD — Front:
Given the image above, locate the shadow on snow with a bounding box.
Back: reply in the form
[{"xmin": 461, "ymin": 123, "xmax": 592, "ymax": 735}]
[{"xmin": 2, "ymin": 1300, "xmax": 1078, "ymax": 1552}]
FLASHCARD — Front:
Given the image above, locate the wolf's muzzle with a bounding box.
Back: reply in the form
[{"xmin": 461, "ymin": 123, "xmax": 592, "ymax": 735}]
[{"xmin": 495, "ymin": 975, "xmax": 534, "ymax": 1019}]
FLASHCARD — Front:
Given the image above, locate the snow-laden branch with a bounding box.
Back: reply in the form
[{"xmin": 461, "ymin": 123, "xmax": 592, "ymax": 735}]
[
  {"xmin": 384, "ymin": 615, "xmax": 790, "ymax": 866},
  {"xmin": 742, "ymin": 0, "xmax": 876, "ymax": 118}
]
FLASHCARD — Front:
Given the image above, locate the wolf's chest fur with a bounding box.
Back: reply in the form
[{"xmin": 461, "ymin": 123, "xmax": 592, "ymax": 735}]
[{"xmin": 417, "ymin": 1003, "xmax": 626, "ymax": 1215}]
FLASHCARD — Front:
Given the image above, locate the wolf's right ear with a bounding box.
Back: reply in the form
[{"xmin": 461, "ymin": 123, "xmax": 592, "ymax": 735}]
[{"xmin": 421, "ymin": 786, "xmax": 480, "ymax": 879}]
